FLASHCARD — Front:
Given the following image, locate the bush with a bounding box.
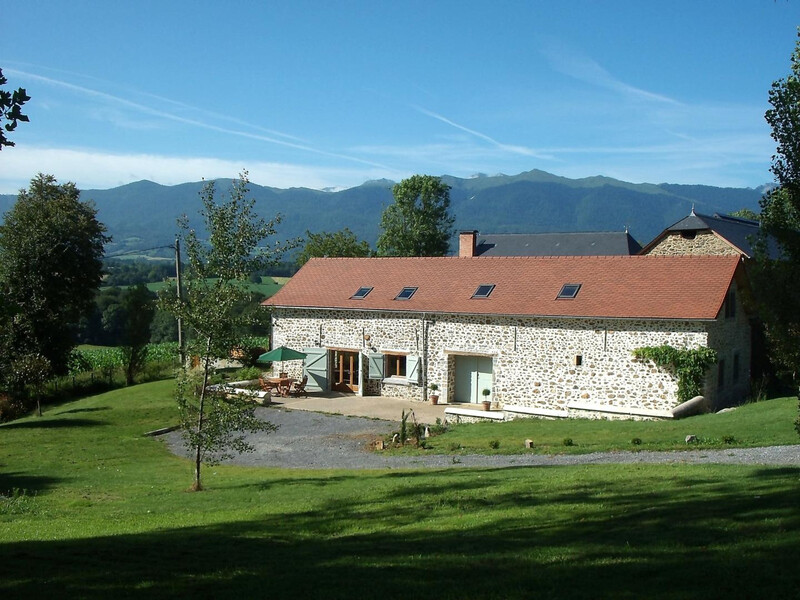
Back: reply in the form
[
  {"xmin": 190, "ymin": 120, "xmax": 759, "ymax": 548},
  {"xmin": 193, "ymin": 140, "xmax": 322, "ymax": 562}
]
[
  {"xmin": 631, "ymin": 437, "xmax": 643, "ymax": 446},
  {"xmin": 722, "ymin": 435, "xmax": 736, "ymax": 445},
  {"xmin": 562, "ymin": 438, "xmax": 574, "ymax": 447},
  {"xmin": 235, "ymin": 366, "xmax": 263, "ymax": 381},
  {"xmin": 489, "ymin": 439, "xmax": 500, "ymax": 450},
  {"xmin": 0, "ymin": 392, "xmax": 29, "ymax": 423}
]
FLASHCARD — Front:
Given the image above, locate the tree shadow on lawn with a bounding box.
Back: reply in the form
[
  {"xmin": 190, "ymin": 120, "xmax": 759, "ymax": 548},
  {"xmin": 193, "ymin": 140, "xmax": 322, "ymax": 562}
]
[
  {"xmin": 2, "ymin": 466, "xmax": 799, "ymax": 599},
  {"xmin": 0, "ymin": 471, "xmax": 65, "ymax": 495},
  {"xmin": 53, "ymin": 406, "xmax": 111, "ymax": 415},
  {"xmin": 0, "ymin": 418, "xmax": 108, "ymax": 430}
]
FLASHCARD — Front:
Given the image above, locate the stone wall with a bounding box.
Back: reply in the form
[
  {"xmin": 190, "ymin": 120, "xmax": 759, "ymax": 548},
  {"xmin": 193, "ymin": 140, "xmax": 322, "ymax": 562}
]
[
  {"xmin": 705, "ymin": 283, "xmax": 752, "ymax": 408},
  {"xmin": 269, "ymin": 306, "xmax": 750, "ymax": 417},
  {"xmin": 644, "ymin": 231, "xmax": 740, "ymax": 256}
]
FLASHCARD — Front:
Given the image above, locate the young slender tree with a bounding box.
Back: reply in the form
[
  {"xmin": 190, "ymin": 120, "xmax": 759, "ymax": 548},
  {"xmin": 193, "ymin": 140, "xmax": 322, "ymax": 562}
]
[
  {"xmin": 376, "ymin": 175, "xmax": 454, "ymax": 256},
  {"xmin": 158, "ymin": 172, "xmax": 291, "ymax": 490}
]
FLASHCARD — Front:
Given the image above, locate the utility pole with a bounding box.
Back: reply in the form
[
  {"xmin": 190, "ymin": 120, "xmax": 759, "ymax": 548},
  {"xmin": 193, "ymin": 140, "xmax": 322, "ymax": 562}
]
[{"xmin": 175, "ymin": 238, "xmax": 185, "ymax": 367}]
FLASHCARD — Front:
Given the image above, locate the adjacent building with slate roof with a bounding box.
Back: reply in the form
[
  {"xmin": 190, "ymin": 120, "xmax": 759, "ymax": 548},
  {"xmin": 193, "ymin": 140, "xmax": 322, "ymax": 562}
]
[
  {"xmin": 459, "ymin": 230, "xmax": 642, "ymax": 257},
  {"xmin": 640, "ymin": 210, "xmax": 780, "ymax": 259},
  {"xmin": 264, "ymin": 254, "xmax": 751, "ymax": 421}
]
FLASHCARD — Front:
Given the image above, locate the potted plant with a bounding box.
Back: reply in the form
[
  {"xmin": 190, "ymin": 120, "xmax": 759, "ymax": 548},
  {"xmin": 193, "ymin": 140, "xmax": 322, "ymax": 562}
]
[
  {"xmin": 481, "ymin": 388, "xmax": 491, "ymax": 411},
  {"xmin": 429, "ymin": 383, "xmax": 440, "ymax": 405}
]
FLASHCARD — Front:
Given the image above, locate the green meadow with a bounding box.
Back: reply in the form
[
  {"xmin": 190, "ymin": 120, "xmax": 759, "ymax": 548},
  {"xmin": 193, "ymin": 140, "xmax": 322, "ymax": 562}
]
[{"xmin": 1, "ymin": 380, "xmax": 799, "ymax": 599}]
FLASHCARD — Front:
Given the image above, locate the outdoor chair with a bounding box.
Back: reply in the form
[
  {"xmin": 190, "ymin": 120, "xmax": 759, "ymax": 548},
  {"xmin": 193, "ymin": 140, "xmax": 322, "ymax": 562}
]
[
  {"xmin": 290, "ymin": 375, "xmax": 308, "ymax": 398},
  {"xmin": 259, "ymin": 377, "xmax": 280, "ymax": 396}
]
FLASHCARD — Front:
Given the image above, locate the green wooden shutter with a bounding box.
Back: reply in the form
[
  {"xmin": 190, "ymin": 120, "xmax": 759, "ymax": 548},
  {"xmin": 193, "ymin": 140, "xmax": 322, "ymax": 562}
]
[
  {"xmin": 303, "ymin": 348, "xmax": 329, "ymax": 392},
  {"xmin": 367, "ymin": 352, "xmax": 384, "ymax": 380},
  {"xmin": 406, "ymin": 355, "xmax": 420, "ymax": 383}
]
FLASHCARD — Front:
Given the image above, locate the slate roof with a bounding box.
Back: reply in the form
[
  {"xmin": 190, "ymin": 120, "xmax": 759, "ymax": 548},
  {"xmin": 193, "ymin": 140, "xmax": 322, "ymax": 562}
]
[
  {"xmin": 264, "ymin": 255, "xmax": 742, "ymax": 320},
  {"xmin": 474, "ymin": 231, "xmax": 642, "ymax": 256},
  {"xmin": 643, "ymin": 212, "xmax": 780, "ymax": 258}
]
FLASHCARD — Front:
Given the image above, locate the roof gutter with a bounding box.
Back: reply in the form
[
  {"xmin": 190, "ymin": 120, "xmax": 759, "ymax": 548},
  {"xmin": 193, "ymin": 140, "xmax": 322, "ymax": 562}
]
[{"xmin": 264, "ymin": 304, "xmax": 720, "ymax": 323}]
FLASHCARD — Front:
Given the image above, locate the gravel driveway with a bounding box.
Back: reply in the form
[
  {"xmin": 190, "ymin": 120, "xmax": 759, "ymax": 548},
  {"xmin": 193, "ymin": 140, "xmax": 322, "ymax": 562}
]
[{"xmin": 163, "ymin": 405, "xmax": 800, "ymax": 470}]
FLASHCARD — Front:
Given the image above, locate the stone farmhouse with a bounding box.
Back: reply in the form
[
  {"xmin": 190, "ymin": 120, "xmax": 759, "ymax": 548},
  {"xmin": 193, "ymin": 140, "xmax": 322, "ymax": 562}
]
[{"xmin": 263, "ymin": 253, "xmax": 751, "ymax": 421}]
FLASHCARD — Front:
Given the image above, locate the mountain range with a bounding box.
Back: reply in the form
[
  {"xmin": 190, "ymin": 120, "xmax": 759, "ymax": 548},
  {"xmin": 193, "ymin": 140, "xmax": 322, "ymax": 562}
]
[{"xmin": 0, "ymin": 169, "xmax": 768, "ymax": 259}]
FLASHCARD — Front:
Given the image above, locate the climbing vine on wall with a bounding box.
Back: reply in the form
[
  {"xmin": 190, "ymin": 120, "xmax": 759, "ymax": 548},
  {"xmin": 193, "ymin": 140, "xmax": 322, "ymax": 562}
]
[{"xmin": 632, "ymin": 345, "xmax": 718, "ymax": 404}]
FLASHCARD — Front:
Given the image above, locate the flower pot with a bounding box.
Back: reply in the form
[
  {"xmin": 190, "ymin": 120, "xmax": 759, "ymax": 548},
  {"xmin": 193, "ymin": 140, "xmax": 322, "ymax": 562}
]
[
  {"xmin": 430, "ymin": 394, "xmax": 439, "ymax": 405},
  {"xmin": 482, "ymin": 400, "xmax": 491, "ymax": 411}
]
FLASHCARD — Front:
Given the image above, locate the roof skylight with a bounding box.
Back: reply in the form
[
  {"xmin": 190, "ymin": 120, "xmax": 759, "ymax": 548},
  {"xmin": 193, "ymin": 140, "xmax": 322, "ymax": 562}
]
[
  {"xmin": 394, "ymin": 286, "xmax": 418, "ymax": 300},
  {"xmin": 557, "ymin": 284, "xmax": 581, "ymax": 299},
  {"xmin": 472, "ymin": 284, "xmax": 495, "ymax": 299},
  {"xmin": 351, "ymin": 286, "xmax": 373, "ymax": 299}
]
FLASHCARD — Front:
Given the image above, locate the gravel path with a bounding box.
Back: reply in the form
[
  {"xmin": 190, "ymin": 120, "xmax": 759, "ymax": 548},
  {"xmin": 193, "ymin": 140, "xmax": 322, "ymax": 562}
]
[{"xmin": 163, "ymin": 406, "xmax": 800, "ymax": 470}]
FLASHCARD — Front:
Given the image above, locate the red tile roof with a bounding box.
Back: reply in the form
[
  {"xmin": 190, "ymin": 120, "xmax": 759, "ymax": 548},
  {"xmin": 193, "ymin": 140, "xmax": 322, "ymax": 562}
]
[{"xmin": 264, "ymin": 255, "xmax": 743, "ymax": 320}]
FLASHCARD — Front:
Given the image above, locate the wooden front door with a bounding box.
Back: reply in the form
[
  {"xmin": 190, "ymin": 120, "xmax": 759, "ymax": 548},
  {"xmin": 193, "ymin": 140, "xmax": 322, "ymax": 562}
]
[{"xmin": 332, "ymin": 350, "xmax": 360, "ymax": 393}]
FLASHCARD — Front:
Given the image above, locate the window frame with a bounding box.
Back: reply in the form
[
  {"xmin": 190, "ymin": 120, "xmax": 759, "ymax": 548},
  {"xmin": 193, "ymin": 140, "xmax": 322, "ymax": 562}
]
[
  {"xmin": 351, "ymin": 286, "xmax": 373, "ymax": 300},
  {"xmin": 472, "ymin": 284, "xmax": 496, "ymax": 299},
  {"xmin": 557, "ymin": 283, "xmax": 582, "ymax": 299},
  {"xmin": 394, "ymin": 286, "xmax": 418, "ymax": 300}
]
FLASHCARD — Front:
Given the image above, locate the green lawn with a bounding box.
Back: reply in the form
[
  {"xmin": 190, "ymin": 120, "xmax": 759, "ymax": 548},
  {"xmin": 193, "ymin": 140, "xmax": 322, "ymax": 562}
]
[
  {"xmin": 420, "ymin": 397, "xmax": 800, "ymax": 455},
  {"xmin": 1, "ymin": 382, "xmax": 799, "ymax": 599}
]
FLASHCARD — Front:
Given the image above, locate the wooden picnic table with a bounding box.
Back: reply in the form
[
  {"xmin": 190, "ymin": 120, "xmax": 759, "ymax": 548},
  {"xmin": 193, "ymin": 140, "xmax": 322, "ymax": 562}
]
[{"xmin": 267, "ymin": 377, "xmax": 296, "ymax": 397}]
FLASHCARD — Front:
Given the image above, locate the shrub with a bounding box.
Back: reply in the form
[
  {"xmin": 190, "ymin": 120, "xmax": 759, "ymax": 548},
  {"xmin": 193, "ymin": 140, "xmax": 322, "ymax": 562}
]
[
  {"xmin": 235, "ymin": 366, "xmax": 263, "ymax": 381},
  {"xmin": 722, "ymin": 435, "xmax": 736, "ymax": 445},
  {"xmin": 0, "ymin": 392, "xmax": 29, "ymax": 423},
  {"xmin": 631, "ymin": 437, "xmax": 643, "ymax": 446},
  {"xmin": 489, "ymin": 439, "xmax": 500, "ymax": 450},
  {"xmin": 562, "ymin": 438, "xmax": 574, "ymax": 447}
]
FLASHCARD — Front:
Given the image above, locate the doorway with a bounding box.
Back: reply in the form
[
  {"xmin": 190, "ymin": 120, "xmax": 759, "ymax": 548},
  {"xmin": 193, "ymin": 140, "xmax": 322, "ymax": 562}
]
[
  {"xmin": 331, "ymin": 349, "xmax": 360, "ymax": 393},
  {"xmin": 453, "ymin": 355, "xmax": 493, "ymax": 403}
]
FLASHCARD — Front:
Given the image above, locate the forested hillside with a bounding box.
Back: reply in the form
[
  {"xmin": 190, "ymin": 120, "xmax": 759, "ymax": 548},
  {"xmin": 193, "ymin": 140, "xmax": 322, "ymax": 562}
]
[{"xmin": 0, "ymin": 169, "xmax": 766, "ymax": 258}]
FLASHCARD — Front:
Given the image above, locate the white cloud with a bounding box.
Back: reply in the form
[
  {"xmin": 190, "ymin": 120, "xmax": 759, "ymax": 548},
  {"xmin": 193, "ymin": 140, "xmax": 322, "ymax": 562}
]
[
  {"xmin": 6, "ymin": 67, "xmax": 391, "ymax": 170},
  {"xmin": 0, "ymin": 146, "xmax": 399, "ymax": 194},
  {"xmin": 539, "ymin": 39, "xmax": 681, "ymax": 105},
  {"xmin": 411, "ymin": 105, "xmax": 555, "ymax": 160}
]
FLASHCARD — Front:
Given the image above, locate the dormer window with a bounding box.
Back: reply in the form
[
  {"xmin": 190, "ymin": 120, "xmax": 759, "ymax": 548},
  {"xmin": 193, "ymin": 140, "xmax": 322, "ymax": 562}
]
[
  {"xmin": 472, "ymin": 284, "xmax": 495, "ymax": 299},
  {"xmin": 557, "ymin": 284, "xmax": 581, "ymax": 299},
  {"xmin": 394, "ymin": 287, "xmax": 418, "ymax": 300},
  {"xmin": 351, "ymin": 287, "xmax": 373, "ymax": 299}
]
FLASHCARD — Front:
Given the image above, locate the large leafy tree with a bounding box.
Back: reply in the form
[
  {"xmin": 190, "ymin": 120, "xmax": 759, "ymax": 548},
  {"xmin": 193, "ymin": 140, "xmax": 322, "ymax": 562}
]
[
  {"xmin": 296, "ymin": 227, "xmax": 372, "ymax": 266},
  {"xmin": 0, "ymin": 67, "xmax": 30, "ymax": 150},
  {"xmin": 159, "ymin": 172, "xmax": 291, "ymax": 491},
  {"xmin": 376, "ymin": 175, "xmax": 454, "ymax": 256},
  {"xmin": 755, "ymin": 31, "xmax": 800, "ymax": 434},
  {"xmin": 0, "ymin": 174, "xmax": 109, "ymax": 379}
]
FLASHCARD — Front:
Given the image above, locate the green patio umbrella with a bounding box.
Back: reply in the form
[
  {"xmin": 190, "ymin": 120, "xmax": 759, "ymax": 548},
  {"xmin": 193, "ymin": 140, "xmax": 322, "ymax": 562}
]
[{"xmin": 257, "ymin": 346, "xmax": 307, "ymax": 374}]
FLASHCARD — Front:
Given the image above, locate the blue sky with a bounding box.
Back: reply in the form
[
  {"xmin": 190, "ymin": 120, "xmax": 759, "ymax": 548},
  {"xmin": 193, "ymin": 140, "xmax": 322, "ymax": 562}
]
[{"xmin": 1, "ymin": 1, "xmax": 798, "ymax": 194}]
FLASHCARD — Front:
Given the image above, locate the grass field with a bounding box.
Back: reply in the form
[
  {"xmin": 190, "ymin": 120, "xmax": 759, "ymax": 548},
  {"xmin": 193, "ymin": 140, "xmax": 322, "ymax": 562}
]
[
  {"xmin": 1, "ymin": 381, "xmax": 799, "ymax": 599},
  {"xmin": 418, "ymin": 397, "xmax": 800, "ymax": 455}
]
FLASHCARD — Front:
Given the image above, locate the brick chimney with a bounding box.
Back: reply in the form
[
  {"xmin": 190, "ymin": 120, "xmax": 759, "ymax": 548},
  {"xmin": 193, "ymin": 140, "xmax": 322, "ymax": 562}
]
[{"xmin": 459, "ymin": 230, "xmax": 477, "ymax": 257}]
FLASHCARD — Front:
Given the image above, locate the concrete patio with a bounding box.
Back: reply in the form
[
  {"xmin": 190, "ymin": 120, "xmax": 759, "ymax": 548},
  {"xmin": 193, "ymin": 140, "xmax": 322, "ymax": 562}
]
[{"xmin": 269, "ymin": 392, "xmax": 447, "ymax": 423}]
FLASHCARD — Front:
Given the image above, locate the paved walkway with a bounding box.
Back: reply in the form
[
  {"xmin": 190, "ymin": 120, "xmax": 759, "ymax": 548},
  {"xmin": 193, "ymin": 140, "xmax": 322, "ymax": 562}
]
[{"xmin": 270, "ymin": 392, "xmax": 448, "ymax": 423}]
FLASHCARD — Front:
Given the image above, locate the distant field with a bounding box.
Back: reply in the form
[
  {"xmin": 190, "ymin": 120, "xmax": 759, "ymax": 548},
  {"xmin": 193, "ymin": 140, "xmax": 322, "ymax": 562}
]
[{"xmin": 109, "ymin": 276, "xmax": 289, "ymax": 296}]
